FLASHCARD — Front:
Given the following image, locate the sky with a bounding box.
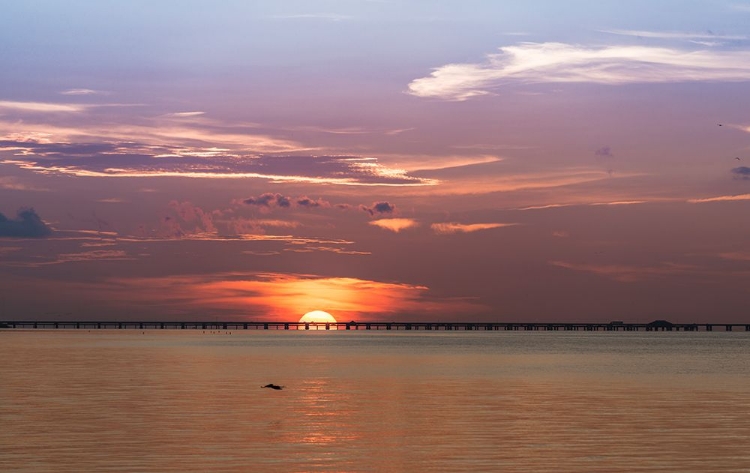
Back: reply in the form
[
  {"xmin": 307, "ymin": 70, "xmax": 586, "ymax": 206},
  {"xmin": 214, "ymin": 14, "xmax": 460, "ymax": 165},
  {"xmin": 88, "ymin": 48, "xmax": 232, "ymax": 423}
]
[{"xmin": 1, "ymin": 0, "xmax": 749, "ymax": 323}]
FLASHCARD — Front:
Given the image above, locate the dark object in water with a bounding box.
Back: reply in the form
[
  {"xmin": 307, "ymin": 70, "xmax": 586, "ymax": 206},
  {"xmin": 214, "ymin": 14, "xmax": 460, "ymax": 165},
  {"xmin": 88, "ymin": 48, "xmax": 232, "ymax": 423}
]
[{"xmin": 262, "ymin": 383, "xmax": 283, "ymax": 390}]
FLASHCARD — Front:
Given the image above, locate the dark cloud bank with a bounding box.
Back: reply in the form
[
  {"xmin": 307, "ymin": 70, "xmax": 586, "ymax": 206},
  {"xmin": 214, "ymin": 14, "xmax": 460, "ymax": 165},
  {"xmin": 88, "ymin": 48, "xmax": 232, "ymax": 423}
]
[
  {"xmin": 360, "ymin": 202, "xmax": 395, "ymax": 216},
  {"xmin": 242, "ymin": 193, "xmax": 328, "ymax": 209},
  {"xmin": 732, "ymin": 166, "xmax": 750, "ymax": 179},
  {"xmin": 0, "ymin": 139, "xmax": 432, "ymax": 186},
  {"xmin": 242, "ymin": 193, "xmax": 396, "ymax": 216},
  {"xmin": 0, "ymin": 208, "xmax": 51, "ymax": 238}
]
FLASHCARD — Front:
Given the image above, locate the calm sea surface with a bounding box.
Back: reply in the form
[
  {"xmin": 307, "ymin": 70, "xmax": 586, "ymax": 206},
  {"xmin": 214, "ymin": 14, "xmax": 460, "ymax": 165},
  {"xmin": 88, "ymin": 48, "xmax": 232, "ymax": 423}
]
[{"xmin": 1, "ymin": 330, "xmax": 749, "ymax": 472}]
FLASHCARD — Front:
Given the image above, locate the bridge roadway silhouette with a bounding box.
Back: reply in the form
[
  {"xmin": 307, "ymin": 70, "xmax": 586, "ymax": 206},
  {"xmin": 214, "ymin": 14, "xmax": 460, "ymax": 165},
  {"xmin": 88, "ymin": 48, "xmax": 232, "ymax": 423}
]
[{"xmin": 3, "ymin": 320, "xmax": 750, "ymax": 332}]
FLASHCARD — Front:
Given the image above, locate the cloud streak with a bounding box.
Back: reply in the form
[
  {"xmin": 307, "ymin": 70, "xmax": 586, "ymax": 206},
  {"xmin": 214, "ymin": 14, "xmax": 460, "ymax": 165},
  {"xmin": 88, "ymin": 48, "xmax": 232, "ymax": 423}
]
[
  {"xmin": 408, "ymin": 42, "xmax": 750, "ymax": 100},
  {"xmin": 270, "ymin": 13, "xmax": 354, "ymax": 21},
  {"xmin": 60, "ymin": 89, "xmax": 109, "ymax": 96},
  {"xmin": 600, "ymin": 29, "xmax": 749, "ymax": 42},
  {"xmin": 719, "ymin": 251, "xmax": 750, "ymax": 261},
  {"xmin": 550, "ymin": 260, "xmax": 698, "ymax": 282},
  {"xmin": 431, "ymin": 222, "xmax": 516, "ymax": 234},
  {"xmin": 687, "ymin": 194, "xmax": 750, "ymax": 203},
  {"xmin": 0, "ymin": 101, "xmax": 89, "ymax": 113},
  {"xmin": 516, "ymin": 200, "xmax": 648, "ymax": 211},
  {"xmin": 0, "ymin": 176, "xmax": 48, "ymax": 191}
]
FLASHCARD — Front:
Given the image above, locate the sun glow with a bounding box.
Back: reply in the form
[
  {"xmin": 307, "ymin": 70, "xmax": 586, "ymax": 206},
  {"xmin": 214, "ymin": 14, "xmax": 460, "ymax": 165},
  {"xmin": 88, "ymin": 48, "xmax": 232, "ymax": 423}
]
[{"xmin": 299, "ymin": 310, "xmax": 338, "ymax": 329}]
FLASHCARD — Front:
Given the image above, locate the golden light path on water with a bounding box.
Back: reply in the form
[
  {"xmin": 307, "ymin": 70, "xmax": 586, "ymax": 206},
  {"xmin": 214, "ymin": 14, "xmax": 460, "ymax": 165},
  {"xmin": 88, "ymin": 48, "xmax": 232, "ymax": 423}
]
[{"xmin": 2, "ymin": 331, "xmax": 750, "ymax": 471}]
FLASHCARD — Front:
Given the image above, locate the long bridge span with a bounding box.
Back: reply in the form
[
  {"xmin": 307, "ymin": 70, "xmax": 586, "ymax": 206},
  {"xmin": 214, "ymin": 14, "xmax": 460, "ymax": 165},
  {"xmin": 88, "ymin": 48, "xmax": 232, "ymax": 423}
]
[{"xmin": 2, "ymin": 320, "xmax": 749, "ymax": 332}]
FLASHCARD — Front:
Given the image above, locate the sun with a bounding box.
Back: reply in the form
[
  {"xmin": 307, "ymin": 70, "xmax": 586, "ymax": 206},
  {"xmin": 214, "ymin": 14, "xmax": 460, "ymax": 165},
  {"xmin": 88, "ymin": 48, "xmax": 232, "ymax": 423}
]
[{"xmin": 299, "ymin": 310, "xmax": 338, "ymax": 329}]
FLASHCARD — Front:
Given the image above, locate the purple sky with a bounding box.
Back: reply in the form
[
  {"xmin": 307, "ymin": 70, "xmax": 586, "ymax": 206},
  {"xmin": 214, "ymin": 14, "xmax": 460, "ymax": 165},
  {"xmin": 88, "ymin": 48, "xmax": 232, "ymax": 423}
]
[{"xmin": 1, "ymin": 1, "xmax": 749, "ymax": 322}]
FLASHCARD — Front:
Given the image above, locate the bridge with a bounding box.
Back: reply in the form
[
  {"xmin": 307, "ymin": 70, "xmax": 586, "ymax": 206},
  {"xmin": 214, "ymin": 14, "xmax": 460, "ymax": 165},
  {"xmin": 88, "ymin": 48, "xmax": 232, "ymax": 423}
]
[{"xmin": 2, "ymin": 320, "xmax": 749, "ymax": 332}]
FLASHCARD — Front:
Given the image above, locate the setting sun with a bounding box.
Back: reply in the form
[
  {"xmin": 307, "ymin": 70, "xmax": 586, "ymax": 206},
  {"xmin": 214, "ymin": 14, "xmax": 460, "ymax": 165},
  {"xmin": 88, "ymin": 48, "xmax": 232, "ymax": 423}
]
[{"xmin": 299, "ymin": 310, "xmax": 338, "ymax": 329}]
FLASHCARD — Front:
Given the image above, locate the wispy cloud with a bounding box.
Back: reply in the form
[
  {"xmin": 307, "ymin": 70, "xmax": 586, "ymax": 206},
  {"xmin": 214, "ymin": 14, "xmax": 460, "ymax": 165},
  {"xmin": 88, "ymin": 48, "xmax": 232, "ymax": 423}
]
[
  {"xmin": 59, "ymin": 89, "xmax": 109, "ymax": 96},
  {"xmin": 145, "ymin": 202, "xmax": 368, "ymax": 255},
  {"xmin": 227, "ymin": 218, "xmax": 301, "ymax": 231},
  {"xmin": 687, "ymin": 194, "xmax": 750, "ymax": 203},
  {"xmin": 270, "ymin": 13, "xmax": 354, "ymax": 21},
  {"xmin": 431, "ymin": 222, "xmax": 516, "ymax": 234},
  {"xmin": 97, "ymin": 198, "xmax": 126, "ymax": 203},
  {"xmin": 408, "ymin": 42, "xmax": 750, "ymax": 101},
  {"xmin": 0, "ymin": 176, "xmax": 48, "ymax": 191},
  {"xmin": 369, "ymin": 218, "xmax": 419, "ymax": 232},
  {"xmin": 550, "ymin": 260, "xmax": 698, "ymax": 282},
  {"xmin": 590, "ymin": 200, "xmax": 647, "ymax": 206},
  {"xmin": 53, "ymin": 249, "xmax": 131, "ymax": 264},
  {"xmin": 390, "ymin": 154, "xmax": 503, "ymax": 172},
  {"xmin": 164, "ymin": 111, "xmax": 205, "ymax": 118},
  {"xmin": 1, "ymin": 247, "xmax": 133, "ymax": 268},
  {"xmin": 284, "ymin": 246, "xmax": 371, "ymax": 255},
  {"xmin": 516, "ymin": 200, "xmax": 648, "ymax": 211},
  {"xmin": 600, "ymin": 29, "xmax": 748, "ymax": 42},
  {"xmin": 80, "ymin": 241, "xmax": 118, "ymax": 248},
  {"xmin": 0, "ymin": 117, "xmax": 303, "ymax": 155},
  {"xmin": 719, "ymin": 251, "xmax": 750, "ymax": 261},
  {"xmin": 412, "ymin": 167, "xmax": 621, "ymax": 197},
  {"xmin": 0, "ymin": 101, "xmax": 89, "ymax": 113}
]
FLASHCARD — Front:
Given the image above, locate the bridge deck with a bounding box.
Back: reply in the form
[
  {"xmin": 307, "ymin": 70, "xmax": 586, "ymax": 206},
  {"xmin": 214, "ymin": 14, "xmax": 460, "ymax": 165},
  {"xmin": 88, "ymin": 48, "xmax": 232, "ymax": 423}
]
[{"xmin": 2, "ymin": 321, "xmax": 749, "ymax": 332}]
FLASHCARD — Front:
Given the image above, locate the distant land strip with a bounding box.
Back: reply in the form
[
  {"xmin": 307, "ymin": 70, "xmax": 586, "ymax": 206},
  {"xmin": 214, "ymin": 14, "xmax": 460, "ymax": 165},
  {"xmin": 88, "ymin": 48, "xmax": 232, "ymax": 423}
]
[{"xmin": 2, "ymin": 320, "xmax": 749, "ymax": 332}]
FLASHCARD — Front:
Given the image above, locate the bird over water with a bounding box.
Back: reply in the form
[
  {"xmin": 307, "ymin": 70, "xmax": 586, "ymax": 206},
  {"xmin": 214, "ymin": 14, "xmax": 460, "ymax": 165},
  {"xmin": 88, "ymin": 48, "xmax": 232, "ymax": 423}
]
[{"xmin": 262, "ymin": 384, "xmax": 284, "ymax": 390}]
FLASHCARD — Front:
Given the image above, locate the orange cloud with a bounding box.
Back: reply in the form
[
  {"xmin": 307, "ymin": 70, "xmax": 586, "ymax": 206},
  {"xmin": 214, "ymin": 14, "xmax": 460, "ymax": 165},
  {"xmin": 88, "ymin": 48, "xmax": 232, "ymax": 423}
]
[
  {"xmin": 204, "ymin": 275, "xmax": 428, "ymax": 319},
  {"xmin": 99, "ymin": 272, "xmax": 468, "ymax": 320},
  {"xmin": 369, "ymin": 218, "xmax": 419, "ymax": 232},
  {"xmin": 431, "ymin": 222, "xmax": 516, "ymax": 234},
  {"xmin": 68, "ymin": 272, "xmax": 489, "ymax": 321}
]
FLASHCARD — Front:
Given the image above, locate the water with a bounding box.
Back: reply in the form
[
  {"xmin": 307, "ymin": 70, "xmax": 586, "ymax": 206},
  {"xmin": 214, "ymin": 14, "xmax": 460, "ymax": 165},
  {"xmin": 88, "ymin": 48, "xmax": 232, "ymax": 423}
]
[{"xmin": 1, "ymin": 330, "xmax": 750, "ymax": 472}]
